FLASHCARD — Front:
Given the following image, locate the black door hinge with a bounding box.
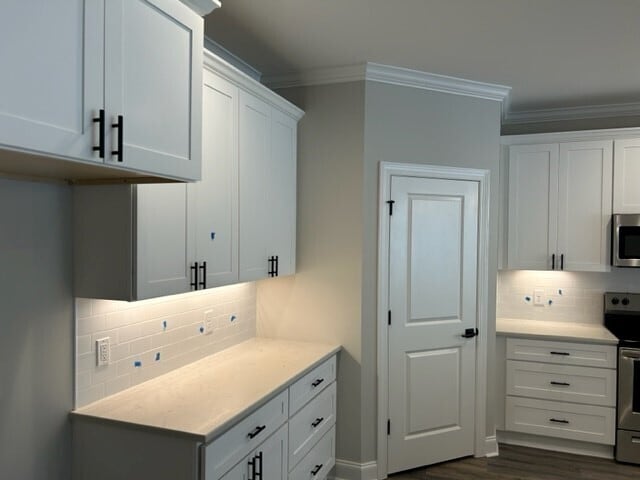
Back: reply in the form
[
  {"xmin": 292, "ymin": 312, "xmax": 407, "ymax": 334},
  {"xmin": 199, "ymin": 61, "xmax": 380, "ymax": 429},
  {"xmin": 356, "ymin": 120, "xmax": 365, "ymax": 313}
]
[
  {"xmin": 386, "ymin": 200, "xmax": 395, "ymax": 215},
  {"xmin": 388, "ymin": 310, "xmax": 391, "ymax": 326},
  {"xmin": 387, "ymin": 419, "xmax": 391, "ymax": 435}
]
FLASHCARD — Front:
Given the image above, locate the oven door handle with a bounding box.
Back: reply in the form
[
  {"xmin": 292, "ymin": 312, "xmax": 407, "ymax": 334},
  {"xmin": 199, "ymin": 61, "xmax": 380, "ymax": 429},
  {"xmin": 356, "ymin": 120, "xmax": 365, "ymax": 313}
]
[{"xmin": 621, "ymin": 349, "xmax": 640, "ymax": 360}]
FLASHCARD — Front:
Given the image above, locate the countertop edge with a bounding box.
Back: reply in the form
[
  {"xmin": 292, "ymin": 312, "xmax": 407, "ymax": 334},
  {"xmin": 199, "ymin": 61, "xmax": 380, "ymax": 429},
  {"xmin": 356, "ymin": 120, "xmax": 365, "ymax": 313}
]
[
  {"xmin": 496, "ymin": 318, "xmax": 618, "ymax": 345},
  {"xmin": 70, "ymin": 342, "xmax": 342, "ymax": 444}
]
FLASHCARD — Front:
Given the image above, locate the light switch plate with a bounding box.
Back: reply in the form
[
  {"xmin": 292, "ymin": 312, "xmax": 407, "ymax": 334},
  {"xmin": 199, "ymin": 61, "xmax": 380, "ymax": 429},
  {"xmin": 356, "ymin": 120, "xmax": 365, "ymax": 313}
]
[
  {"xmin": 534, "ymin": 288, "xmax": 545, "ymax": 306},
  {"xmin": 203, "ymin": 309, "xmax": 214, "ymax": 335}
]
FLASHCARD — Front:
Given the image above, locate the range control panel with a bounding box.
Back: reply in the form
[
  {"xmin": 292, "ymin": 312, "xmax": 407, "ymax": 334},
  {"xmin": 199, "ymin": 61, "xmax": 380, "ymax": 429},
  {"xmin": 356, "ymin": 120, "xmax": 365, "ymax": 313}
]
[{"xmin": 604, "ymin": 292, "xmax": 640, "ymax": 313}]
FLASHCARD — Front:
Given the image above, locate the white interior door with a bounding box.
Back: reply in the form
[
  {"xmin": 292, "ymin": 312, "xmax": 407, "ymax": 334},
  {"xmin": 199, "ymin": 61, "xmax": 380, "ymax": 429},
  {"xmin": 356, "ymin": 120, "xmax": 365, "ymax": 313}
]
[{"xmin": 387, "ymin": 175, "xmax": 479, "ymax": 474}]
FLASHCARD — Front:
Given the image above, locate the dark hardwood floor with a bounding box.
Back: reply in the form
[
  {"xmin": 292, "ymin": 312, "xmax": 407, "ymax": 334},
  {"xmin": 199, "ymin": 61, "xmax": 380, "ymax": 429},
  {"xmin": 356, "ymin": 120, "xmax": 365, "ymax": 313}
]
[{"xmin": 389, "ymin": 444, "xmax": 640, "ymax": 479}]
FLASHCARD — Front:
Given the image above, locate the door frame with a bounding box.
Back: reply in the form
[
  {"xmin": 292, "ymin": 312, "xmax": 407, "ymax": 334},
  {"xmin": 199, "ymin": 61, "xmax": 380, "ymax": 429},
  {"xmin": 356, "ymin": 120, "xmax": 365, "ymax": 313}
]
[{"xmin": 376, "ymin": 162, "xmax": 490, "ymax": 478}]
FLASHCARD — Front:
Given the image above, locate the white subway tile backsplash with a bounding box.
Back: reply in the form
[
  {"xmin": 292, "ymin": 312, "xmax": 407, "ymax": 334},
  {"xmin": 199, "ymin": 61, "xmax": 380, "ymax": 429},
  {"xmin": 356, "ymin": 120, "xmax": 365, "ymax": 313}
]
[
  {"xmin": 75, "ymin": 282, "xmax": 257, "ymax": 407},
  {"xmin": 498, "ymin": 269, "xmax": 640, "ymax": 324}
]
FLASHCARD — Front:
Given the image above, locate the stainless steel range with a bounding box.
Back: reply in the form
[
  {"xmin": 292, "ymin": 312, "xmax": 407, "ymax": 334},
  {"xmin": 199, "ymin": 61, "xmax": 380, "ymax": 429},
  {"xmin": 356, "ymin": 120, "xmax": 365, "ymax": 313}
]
[{"xmin": 604, "ymin": 292, "xmax": 640, "ymax": 464}]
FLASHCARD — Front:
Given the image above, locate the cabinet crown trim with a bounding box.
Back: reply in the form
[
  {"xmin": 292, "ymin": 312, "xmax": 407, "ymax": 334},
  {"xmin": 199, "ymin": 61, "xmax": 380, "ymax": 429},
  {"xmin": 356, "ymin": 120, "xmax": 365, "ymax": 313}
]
[
  {"xmin": 204, "ymin": 49, "xmax": 304, "ymax": 120},
  {"xmin": 180, "ymin": 0, "xmax": 220, "ymax": 16}
]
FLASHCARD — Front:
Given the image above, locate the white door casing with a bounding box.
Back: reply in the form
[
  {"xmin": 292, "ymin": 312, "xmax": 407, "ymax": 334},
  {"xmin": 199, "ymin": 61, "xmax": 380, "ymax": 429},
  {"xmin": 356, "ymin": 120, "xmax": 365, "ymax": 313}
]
[{"xmin": 377, "ymin": 162, "xmax": 490, "ymax": 478}]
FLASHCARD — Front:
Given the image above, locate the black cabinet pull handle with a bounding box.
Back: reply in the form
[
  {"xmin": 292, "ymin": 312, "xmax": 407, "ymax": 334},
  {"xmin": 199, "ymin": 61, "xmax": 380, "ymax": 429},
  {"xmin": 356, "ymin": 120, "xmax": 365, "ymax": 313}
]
[
  {"xmin": 93, "ymin": 109, "xmax": 105, "ymax": 158},
  {"xmin": 552, "ymin": 253, "xmax": 555, "ymax": 270},
  {"xmin": 111, "ymin": 114, "xmax": 123, "ymax": 162},
  {"xmin": 248, "ymin": 456, "xmax": 256, "ymax": 480},
  {"xmin": 311, "ymin": 464, "xmax": 323, "ymax": 476},
  {"xmin": 199, "ymin": 261, "xmax": 207, "ymax": 289},
  {"xmin": 275, "ymin": 255, "xmax": 279, "ymax": 277},
  {"xmin": 268, "ymin": 255, "xmax": 279, "ymax": 277},
  {"xmin": 311, "ymin": 417, "xmax": 324, "ymax": 428},
  {"xmin": 560, "ymin": 253, "xmax": 564, "ymax": 270},
  {"xmin": 247, "ymin": 425, "xmax": 266, "ymax": 439},
  {"xmin": 312, "ymin": 378, "xmax": 324, "ymax": 388},
  {"xmin": 255, "ymin": 452, "xmax": 263, "ymax": 480},
  {"xmin": 550, "ymin": 418, "xmax": 569, "ymax": 424},
  {"xmin": 461, "ymin": 328, "xmax": 479, "ymax": 338},
  {"xmin": 550, "ymin": 381, "xmax": 570, "ymax": 386},
  {"xmin": 550, "ymin": 351, "xmax": 570, "ymax": 356},
  {"xmin": 190, "ymin": 262, "xmax": 199, "ymax": 290}
]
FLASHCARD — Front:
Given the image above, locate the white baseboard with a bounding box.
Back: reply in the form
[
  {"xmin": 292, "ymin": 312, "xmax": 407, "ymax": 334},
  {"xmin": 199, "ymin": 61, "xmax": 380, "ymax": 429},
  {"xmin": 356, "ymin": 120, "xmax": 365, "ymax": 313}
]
[
  {"xmin": 497, "ymin": 430, "xmax": 614, "ymax": 459},
  {"xmin": 331, "ymin": 459, "xmax": 378, "ymax": 480},
  {"xmin": 485, "ymin": 435, "xmax": 499, "ymax": 457}
]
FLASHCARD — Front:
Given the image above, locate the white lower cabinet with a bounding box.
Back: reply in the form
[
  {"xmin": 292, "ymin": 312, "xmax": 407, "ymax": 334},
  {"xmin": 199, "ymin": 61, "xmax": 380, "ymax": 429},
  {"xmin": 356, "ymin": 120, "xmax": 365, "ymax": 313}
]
[
  {"xmin": 206, "ymin": 355, "xmax": 337, "ymax": 480},
  {"xmin": 504, "ymin": 338, "xmax": 616, "ymax": 446}
]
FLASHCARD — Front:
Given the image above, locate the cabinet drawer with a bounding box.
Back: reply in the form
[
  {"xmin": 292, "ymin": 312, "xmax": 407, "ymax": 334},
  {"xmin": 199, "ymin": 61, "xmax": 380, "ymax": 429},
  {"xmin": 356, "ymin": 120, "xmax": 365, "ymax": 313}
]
[
  {"xmin": 506, "ymin": 360, "xmax": 616, "ymax": 407},
  {"xmin": 289, "ymin": 382, "xmax": 336, "ymax": 470},
  {"xmin": 505, "ymin": 396, "xmax": 615, "ymax": 445},
  {"xmin": 506, "ymin": 338, "xmax": 616, "ymax": 368},
  {"xmin": 289, "ymin": 426, "xmax": 335, "ymax": 480},
  {"xmin": 204, "ymin": 390, "xmax": 288, "ymax": 480},
  {"xmin": 289, "ymin": 356, "xmax": 336, "ymax": 415}
]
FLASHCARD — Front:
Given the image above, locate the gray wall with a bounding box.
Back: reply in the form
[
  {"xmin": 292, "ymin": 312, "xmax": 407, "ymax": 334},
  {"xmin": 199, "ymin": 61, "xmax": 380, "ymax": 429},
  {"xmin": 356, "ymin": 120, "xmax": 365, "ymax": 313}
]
[
  {"xmin": 0, "ymin": 178, "xmax": 73, "ymax": 480},
  {"xmin": 258, "ymin": 80, "xmax": 502, "ymax": 466},
  {"xmin": 363, "ymin": 81, "xmax": 502, "ymax": 455},
  {"xmin": 257, "ymin": 81, "xmax": 366, "ymax": 463},
  {"xmin": 502, "ymin": 114, "xmax": 640, "ymax": 136}
]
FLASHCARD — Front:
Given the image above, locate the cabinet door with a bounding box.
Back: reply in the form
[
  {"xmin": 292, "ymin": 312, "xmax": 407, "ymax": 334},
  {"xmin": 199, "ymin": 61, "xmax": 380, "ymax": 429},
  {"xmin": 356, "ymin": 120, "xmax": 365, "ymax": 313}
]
[
  {"xmin": 507, "ymin": 144, "xmax": 559, "ymax": 270},
  {"xmin": 239, "ymin": 92, "xmax": 272, "ymax": 282},
  {"xmin": 136, "ymin": 184, "xmax": 195, "ymax": 299},
  {"xmin": 613, "ymin": 138, "xmax": 640, "ymax": 214},
  {"xmin": 104, "ymin": 0, "xmax": 203, "ymax": 181},
  {"xmin": 193, "ymin": 71, "xmax": 239, "ymax": 288},
  {"xmin": 0, "ymin": 0, "xmax": 102, "ymax": 162},
  {"xmin": 557, "ymin": 140, "xmax": 612, "ymax": 272},
  {"xmin": 268, "ymin": 109, "xmax": 298, "ymax": 277},
  {"xmin": 254, "ymin": 424, "xmax": 288, "ymax": 480}
]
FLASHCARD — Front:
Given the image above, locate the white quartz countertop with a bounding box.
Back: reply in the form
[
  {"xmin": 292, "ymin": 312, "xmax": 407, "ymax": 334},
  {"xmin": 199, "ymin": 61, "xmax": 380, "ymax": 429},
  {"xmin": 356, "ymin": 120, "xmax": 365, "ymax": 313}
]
[
  {"xmin": 496, "ymin": 318, "xmax": 618, "ymax": 345},
  {"xmin": 71, "ymin": 338, "xmax": 341, "ymax": 443}
]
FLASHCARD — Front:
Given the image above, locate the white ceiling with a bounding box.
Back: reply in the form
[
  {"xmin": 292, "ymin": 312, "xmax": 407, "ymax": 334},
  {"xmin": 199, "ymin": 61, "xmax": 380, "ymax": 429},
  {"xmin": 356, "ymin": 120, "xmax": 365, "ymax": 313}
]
[{"xmin": 204, "ymin": 0, "xmax": 640, "ymax": 116}]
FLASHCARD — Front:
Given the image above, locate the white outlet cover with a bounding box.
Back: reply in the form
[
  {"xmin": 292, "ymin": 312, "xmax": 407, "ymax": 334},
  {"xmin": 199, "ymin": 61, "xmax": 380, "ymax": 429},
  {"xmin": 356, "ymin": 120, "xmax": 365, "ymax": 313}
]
[
  {"xmin": 533, "ymin": 288, "xmax": 545, "ymax": 306},
  {"xmin": 204, "ymin": 310, "xmax": 214, "ymax": 335},
  {"xmin": 96, "ymin": 337, "xmax": 110, "ymax": 366}
]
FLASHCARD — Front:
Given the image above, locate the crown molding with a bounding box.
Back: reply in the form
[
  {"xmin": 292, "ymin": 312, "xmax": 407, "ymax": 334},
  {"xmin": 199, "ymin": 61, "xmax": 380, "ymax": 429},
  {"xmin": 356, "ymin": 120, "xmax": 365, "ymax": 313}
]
[
  {"xmin": 204, "ymin": 36, "xmax": 262, "ymax": 82},
  {"xmin": 204, "ymin": 49, "xmax": 304, "ymax": 120},
  {"xmin": 503, "ymin": 101, "xmax": 640, "ymax": 125},
  {"xmin": 180, "ymin": 0, "xmax": 220, "ymax": 16},
  {"xmin": 365, "ymin": 63, "xmax": 511, "ymax": 102},
  {"xmin": 263, "ymin": 64, "xmax": 367, "ymax": 90},
  {"xmin": 264, "ymin": 62, "xmax": 511, "ymax": 103}
]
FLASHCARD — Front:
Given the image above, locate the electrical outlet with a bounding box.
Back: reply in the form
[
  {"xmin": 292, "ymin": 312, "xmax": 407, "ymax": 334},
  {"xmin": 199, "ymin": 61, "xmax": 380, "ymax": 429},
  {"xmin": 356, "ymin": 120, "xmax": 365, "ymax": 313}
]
[
  {"xmin": 96, "ymin": 337, "xmax": 110, "ymax": 366},
  {"xmin": 203, "ymin": 309, "xmax": 214, "ymax": 335}
]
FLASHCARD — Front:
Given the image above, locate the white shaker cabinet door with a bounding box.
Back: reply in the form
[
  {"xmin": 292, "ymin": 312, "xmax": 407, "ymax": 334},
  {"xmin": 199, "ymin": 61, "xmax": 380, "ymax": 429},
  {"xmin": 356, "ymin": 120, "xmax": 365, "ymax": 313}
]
[
  {"xmin": 239, "ymin": 91, "xmax": 272, "ymax": 282},
  {"xmin": 613, "ymin": 138, "xmax": 640, "ymax": 214},
  {"xmin": 193, "ymin": 72, "xmax": 239, "ymax": 288},
  {"xmin": 507, "ymin": 144, "xmax": 559, "ymax": 270},
  {"xmin": 136, "ymin": 183, "xmax": 195, "ymax": 300},
  {"xmin": 0, "ymin": 0, "xmax": 103, "ymax": 162},
  {"xmin": 557, "ymin": 140, "xmax": 612, "ymax": 272},
  {"xmin": 269, "ymin": 109, "xmax": 298, "ymax": 277},
  {"xmin": 104, "ymin": 0, "xmax": 203, "ymax": 180}
]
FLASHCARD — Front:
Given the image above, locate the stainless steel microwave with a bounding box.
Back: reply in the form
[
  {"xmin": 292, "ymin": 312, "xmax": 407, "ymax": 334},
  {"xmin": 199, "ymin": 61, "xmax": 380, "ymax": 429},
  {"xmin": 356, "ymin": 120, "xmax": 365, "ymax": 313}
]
[{"xmin": 613, "ymin": 214, "xmax": 640, "ymax": 267}]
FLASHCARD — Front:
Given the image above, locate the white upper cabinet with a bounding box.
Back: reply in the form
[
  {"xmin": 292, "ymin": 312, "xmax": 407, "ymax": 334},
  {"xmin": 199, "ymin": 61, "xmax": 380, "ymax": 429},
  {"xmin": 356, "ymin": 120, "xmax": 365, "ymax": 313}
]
[
  {"xmin": 194, "ymin": 71, "xmax": 239, "ymax": 289},
  {"xmin": 613, "ymin": 138, "xmax": 640, "ymax": 214},
  {"xmin": 0, "ymin": 0, "xmax": 211, "ymax": 182},
  {"xmin": 0, "ymin": 0, "xmax": 102, "ymax": 163},
  {"xmin": 507, "ymin": 144, "xmax": 559, "ymax": 270},
  {"xmin": 557, "ymin": 141, "xmax": 612, "ymax": 272},
  {"xmin": 506, "ymin": 140, "xmax": 612, "ymax": 272},
  {"xmin": 104, "ymin": 0, "xmax": 203, "ymax": 180}
]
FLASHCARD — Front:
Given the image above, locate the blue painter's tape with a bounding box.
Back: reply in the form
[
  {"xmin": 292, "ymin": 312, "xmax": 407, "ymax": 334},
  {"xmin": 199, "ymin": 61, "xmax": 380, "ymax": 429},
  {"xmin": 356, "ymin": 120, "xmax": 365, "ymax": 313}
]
[
  {"xmin": 199, "ymin": 326, "xmax": 204, "ymax": 333},
  {"xmin": 134, "ymin": 360, "xmax": 142, "ymax": 367},
  {"xmin": 162, "ymin": 320, "xmax": 167, "ymax": 330},
  {"xmin": 211, "ymin": 232, "xmax": 216, "ymax": 240},
  {"xmin": 155, "ymin": 352, "xmax": 161, "ymax": 361},
  {"xmin": 230, "ymin": 315, "xmax": 237, "ymax": 322}
]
